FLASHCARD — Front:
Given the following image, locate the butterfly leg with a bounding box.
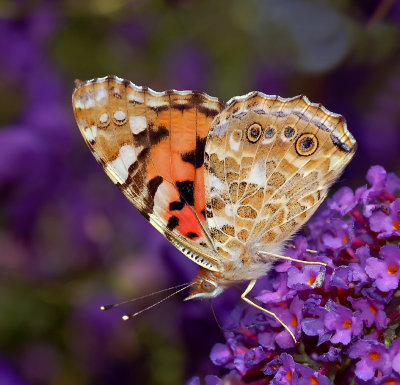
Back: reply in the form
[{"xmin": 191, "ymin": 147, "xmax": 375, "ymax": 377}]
[
  {"xmin": 240, "ymin": 280, "xmax": 297, "ymax": 343},
  {"xmin": 257, "ymin": 251, "xmax": 326, "ymax": 266}
]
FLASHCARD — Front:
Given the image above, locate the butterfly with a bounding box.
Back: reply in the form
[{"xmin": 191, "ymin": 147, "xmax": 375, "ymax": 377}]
[{"xmin": 72, "ymin": 76, "xmax": 356, "ymax": 338}]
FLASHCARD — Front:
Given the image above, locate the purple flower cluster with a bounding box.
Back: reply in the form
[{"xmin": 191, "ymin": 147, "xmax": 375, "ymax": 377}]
[{"xmin": 190, "ymin": 166, "xmax": 400, "ymax": 384}]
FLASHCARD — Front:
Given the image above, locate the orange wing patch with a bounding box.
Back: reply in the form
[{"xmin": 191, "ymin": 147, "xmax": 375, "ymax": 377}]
[{"xmin": 72, "ymin": 76, "xmax": 225, "ymax": 270}]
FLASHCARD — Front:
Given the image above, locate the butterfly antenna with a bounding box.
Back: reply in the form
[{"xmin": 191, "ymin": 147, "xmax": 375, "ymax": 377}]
[
  {"xmin": 209, "ymin": 299, "xmax": 226, "ymax": 333},
  {"xmin": 100, "ymin": 282, "xmax": 192, "ymax": 311},
  {"xmin": 122, "ymin": 282, "xmax": 194, "ymax": 321}
]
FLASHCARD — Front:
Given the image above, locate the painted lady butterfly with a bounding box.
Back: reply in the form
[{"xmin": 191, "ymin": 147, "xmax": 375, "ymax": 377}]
[{"xmin": 72, "ymin": 76, "xmax": 356, "ymax": 337}]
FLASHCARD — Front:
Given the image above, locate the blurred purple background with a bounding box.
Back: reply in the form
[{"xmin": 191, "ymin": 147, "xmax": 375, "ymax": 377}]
[{"xmin": 0, "ymin": 1, "xmax": 399, "ymax": 384}]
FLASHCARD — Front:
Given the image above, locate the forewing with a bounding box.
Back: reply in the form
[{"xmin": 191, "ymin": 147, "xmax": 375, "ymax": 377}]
[
  {"xmin": 204, "ymin": 92, "xmax": 356, "ymax": 258},
  {"xmin": 72, "ymin": 76, "xmax": 225, "ymax": 271}
]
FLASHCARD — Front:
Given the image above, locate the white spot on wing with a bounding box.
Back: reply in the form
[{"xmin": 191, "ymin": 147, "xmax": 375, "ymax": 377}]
[
  {"xmin": 212, "ymin": 121, "xmax": 228, "ymax": 138},
  {"xmin": 213, "ymin": 216, "xmax": 230, "ymax": 228},
  {"xmin": 225, "ymin": 203, "xmax": 234, "ymax": 217},
  {"xmin": 208, "ymin": 174, "xmax": 224, "ymax": 191},
  {"xmin": 249, "ymin": 161, "xmax": 265, "ymax": 185},
  {"xmin": 99, "ymin": 113, "xmax": 108, "ymax": 124},
  {"xmin": 108, "ymin": 158, "xmax": 128, "ymax": 183},
  {"xmin": 74, "ymin": 96, "xmax": 85, "ymax": 109},
  {"xmin": 329, "ymin": 154, "xmax": 341, "ymax": 171},
  {"xmin": 84, "ymin": 125, "xmax": 97, "ymax": 142},
  {"xmin": 114, "ymin": 110, "xmax": 126, "ymax": 121},
  {"xmin": 229, "ymin": 131, "xmax": 241, "ymax": 151},
  {"xmin": 146, "ymin": 98, "xmax": 168, "ymax": 108},
  {"xmin": 174, "ymin": 98, "xmax": 188, "ymax": 105},
  {"xmin": 119, "ymin": 144, "xmax": 137, "ymax": 169},
  {"xmin": 85, "ymin": 95, "xmax": 95, "ymax": 108},
  {"xmin": 128, "ymin": 92, "xmax": 144, "ymax": 103},
  {"xmin": 153, "ymin": 181, "xmax": 172, "ymax": 216},
  {"xmin": 95, "ymin": 87, "xmax": 108, "ymax": 104},
  {"xmin": 113, "ymin": 87, "xmax": 121, "ymax": 97},
  {"xmin": 91, "ymin": 125, "xmax": 97, "ymax": 138},
  {"xmin": 129, "ymin": 115, "xmax": 147, "ymax": 134}
]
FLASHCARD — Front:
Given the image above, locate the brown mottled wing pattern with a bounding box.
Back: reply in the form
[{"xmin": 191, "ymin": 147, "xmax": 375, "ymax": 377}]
[
  {"xmin": 72, "ymin": 76, "xmax": 225, "ymax": 271},
  {"xmin": 204, "ymin": 92, "xmax": 357, "ymax": 260}
]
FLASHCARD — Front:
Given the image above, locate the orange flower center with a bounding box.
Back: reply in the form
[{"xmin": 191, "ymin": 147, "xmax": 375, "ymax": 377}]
[
  {"xmin": 388, "ymin": 264, "xmax": 398, "ymax": 275},
  {"xmin": 384, "ymin": 378, "xmax": 397, "ymax": 385},
  {"xmin": 368, "ymin": 304, "xmax": 377, "ymax": 315},
  {"xmin": 342, "ymin": 319, "xmax": 352, "ymax": 328},
  {"xmin": 286, "ymin": 371, "xmax": 292, "ymax": 380},
  {"xmin": 308, "ymin": 276, "xmax": 316, "ymax": 285},
  {"xmin": 369, "ymin": 351, "xmax": 380, "ymax": 361},
  {"xmin": 310, "ymin": 375, "xmax": 319, "ymax": 385},
  {"xmin": 343, "ymin": 235, "xmax": 348, "ymax": 245},
  {"xmin": 393, "ymin": 220, "xmax": 400, "ymax": 230},
  {"xmin": 291, "ymin": 315, "xmax": 298, "ymax": 327}
]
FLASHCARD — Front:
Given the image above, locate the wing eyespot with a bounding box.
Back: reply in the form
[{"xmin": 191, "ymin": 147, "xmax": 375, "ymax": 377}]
[
  {"xmin": 246, "ymin": 123, "xmax": 262, "ymax": 143},
  {"xmin": 284, "ymin": 126, "xmax": 296, "ymax": 139},
  {"xmin": 265, "ymin": 127, "xmax": 275, "ymax": 138},
  {"xmin": 295, "ymin": 133, "xmax": 319, "ymax": 156},
  {"xmin": 112, "ymin": 110, "xmax": 127, "ymax": 125}
]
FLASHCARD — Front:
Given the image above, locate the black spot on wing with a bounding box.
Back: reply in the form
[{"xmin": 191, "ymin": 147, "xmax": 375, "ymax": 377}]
[
  {"xmin": 132, "ymin": 130, "xmax": 148, "ymax": 147},
  {"xmin": 148, "ymin": 176, "xmax": 163, "ymax": 199},
  {"xmin": 167, "ymin": 216, "xmax": 179, "ymax": 230},
  {"xmin": 121, "ymin": 148, "xmax": 149, "ymax": 189},
  {"xmin": 181, "ymin": 136, "xmax": 207, "ymax": 169},
  {"xmin": 169, "ymin": 201, "xmax": 185, "ymax": 211},
  {"xmin": 186, "ymin": 232, "xmax": 199, "ymax": 239},
  {"xmin": 273, "ymin": 110, "xmax": 288, "ymax": 118},
  {"xmin": 149, "ymin": 104, "xmax": 169, "ymax": 113},
  {"xmin": 169, "ymin": 180, "xmax": 195, "ymax": 211},
  {"xmin": 189, "ymin": 92, "xmax": 204, "ymax": 105},
  {"xmin": 331, "ymin": 134, "xmax": 351, "ymax": 152},
  {"xmin": 176, "ymin": 180, "xmax": 194, "ymax": 206},
  {"xmin": 205, "ymin": 206, "xmax": 213, "ymax": 218},
  {"xmin": 172, "ymin": 103, "xmax": 194, "ymax": 112},
  {"xmin": 197, "ymin": 105, "xmax": 221, "ymax": 118},
  {"xmin": 149, "ymin": 125, "xmax": 169, "ymax": 145},
  {"xmin": 191, "ymin": 91, "xmax": 225, "ymax": 115}
]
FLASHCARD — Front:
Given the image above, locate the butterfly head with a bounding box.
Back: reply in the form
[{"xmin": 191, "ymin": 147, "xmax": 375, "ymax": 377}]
[{"xmin": 184, "ymin": 268, "xmax": 226, "ymax": 300}]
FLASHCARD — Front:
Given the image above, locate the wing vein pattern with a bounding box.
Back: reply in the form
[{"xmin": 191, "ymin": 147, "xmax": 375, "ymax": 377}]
[
  {"xmin": 204, "ymin": 92, "xmax": 356, "ymax": 262},
  {"xmin": 73, "ymin": 77, "xmax": 356, "ymax": 278},
  {"xmin": 72, "ymin": 76, "xmax": 225, "ymax": 271}
]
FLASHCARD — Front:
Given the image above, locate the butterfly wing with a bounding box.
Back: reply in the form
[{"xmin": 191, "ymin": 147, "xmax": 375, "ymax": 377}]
[
  {"xmin": 204, "ymin": 92, "xmax": 356, "ymax": 259},
  {"xmin": 72, "ymin": 76, "xmax": 225, "ymax": 271}
]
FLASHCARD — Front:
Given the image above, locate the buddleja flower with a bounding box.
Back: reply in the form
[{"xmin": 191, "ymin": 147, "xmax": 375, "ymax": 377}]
[
  {"xmin": 188, "ymin": 166, "xmax": 400, "ymax": 384},
  {"xmin": 366, "ymin": 245, "xmax": 400, "ymax": 291},
  {"xmin": 348, "ymin": 338, "xmax": 391, "ymax": 381}
]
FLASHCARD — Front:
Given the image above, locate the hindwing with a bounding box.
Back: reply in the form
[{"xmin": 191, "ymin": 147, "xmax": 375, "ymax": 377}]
[{"xmin": 204, "ymin": 92, "xmax": 357, "ymax": 260}]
